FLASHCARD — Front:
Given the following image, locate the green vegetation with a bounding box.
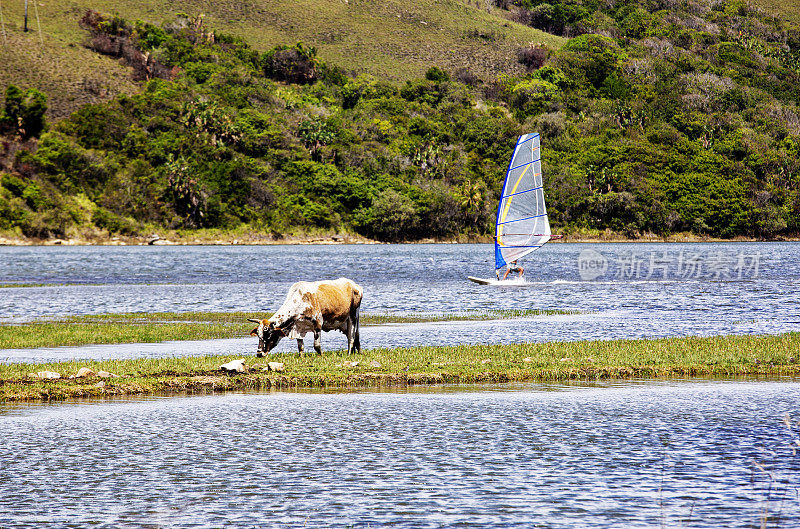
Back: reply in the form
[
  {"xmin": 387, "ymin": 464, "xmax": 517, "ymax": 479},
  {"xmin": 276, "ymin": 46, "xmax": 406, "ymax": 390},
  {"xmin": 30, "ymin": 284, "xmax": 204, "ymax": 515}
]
[
  {"xmin": 490, "ymin": 0, "xmax": 800, "ymax": 239},
  {"xmin": 0, "ymin": 283, "xmax": 65, "ymax": 288},
  {"xmin": 1, "ymin": 332, "xmax": 798, "ymax": 401},
  {"xmin": 0, "ymin": 85, "xmax": 48, "ymax": 139},
  {"xmin": 2, "ymin": 2, "xmax": 800, "ymax": 241},
  {"xmin": 0, "ymin": 308, "xmax": 575, "ymax": 349}
]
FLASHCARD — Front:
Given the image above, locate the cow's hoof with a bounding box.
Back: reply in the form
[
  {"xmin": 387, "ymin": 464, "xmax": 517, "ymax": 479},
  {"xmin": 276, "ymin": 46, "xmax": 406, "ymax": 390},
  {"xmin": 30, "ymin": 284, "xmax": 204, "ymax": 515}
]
[{"xmin": 256, "ymin": 352, "xmax": 264, "ymax": 358}]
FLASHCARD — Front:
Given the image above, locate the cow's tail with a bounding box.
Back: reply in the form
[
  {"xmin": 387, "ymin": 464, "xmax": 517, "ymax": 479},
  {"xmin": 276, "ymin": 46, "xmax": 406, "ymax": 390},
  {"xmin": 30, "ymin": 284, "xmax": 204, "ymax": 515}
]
[{"xmin": 352, "ymin": 282, "xmax": 363, "ymax": 308}]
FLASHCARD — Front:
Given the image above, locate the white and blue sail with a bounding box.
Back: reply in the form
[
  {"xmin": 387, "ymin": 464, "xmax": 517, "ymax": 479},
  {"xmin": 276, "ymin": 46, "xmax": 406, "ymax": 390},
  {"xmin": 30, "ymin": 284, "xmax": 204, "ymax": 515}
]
[{"xmin": 494, "ymin": 133, "xmax": 552, "ymax": 270}]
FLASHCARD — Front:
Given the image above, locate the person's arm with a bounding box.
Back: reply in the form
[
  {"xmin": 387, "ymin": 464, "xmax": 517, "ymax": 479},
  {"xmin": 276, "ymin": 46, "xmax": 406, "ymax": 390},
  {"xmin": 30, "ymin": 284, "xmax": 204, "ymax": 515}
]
[{"xmin": 503, "ymin": 269, "xmax": 510, "ymax": 280}]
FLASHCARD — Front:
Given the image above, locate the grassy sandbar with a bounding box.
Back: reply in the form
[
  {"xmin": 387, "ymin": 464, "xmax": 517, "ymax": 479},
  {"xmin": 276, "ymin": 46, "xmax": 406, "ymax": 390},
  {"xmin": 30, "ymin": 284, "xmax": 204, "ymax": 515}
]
[{"xmin": 1, "ymin": 333, "xmax": 798, "ymax": 402}]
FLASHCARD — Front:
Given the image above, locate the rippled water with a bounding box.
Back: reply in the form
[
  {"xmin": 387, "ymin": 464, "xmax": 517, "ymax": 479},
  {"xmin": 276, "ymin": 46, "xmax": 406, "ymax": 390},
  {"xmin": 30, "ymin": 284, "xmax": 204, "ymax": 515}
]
[
  {"xmin": 1, "ymin": 380, "xmax": 799, "ymax": 528},
  {"xmin": 0, "ymin": 242, "xmax": 797, "ymax": 362}
]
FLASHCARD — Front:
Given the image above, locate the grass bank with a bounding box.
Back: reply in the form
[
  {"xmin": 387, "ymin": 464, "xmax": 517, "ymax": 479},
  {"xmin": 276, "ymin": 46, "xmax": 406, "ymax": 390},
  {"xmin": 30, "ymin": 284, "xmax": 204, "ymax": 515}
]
[
  {"xmin": 1, "ymin": 333, "xmax": 798, "ymax": 402},
  {"xmin": 0, "ymin": 309, "xmax": 575, "ymax": 349}
]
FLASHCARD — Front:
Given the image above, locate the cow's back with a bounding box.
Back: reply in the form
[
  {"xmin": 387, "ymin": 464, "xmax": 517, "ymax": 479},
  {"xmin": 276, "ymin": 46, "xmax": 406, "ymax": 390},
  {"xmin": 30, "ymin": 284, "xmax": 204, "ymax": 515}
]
[{"xmin": 310, "ymin": 278, "xmax": 362, "ymax": 320}]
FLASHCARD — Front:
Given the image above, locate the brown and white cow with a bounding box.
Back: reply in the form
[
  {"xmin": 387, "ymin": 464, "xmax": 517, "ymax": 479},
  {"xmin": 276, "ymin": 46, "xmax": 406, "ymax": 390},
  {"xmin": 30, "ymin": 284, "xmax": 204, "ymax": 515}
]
[{"xmin": 248, "ymin": 277, "xmax": 363, "ymax": 356}]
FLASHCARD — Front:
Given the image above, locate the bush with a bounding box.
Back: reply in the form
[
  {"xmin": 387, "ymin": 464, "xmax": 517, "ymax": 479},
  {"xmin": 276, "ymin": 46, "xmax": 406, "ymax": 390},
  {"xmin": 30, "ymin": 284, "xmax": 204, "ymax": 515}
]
[
  {"xmin": 557, "ymin": 34, "xmax": 623, "ymax": 89},
  {"xmin": 263, "ymin": 43, "xmax": 319, "ymax": 84},
  {"xmin": 0, "ymin": 85, "xmax": 47, "ymax": 139},
  {"xmin": 1, "ymin": 174, "xmax": 26, "ymax": 196},
  {"xmin": 0, "ymin": 194, "xmax": 27, "ymax": 230},
  {"xmin": 400, "ymin": 80, "xmax": 447, "ymax": 106},
  {"xmin": 453, "ymin": 68, "xmax": 480, "ymax": 86},
  {"xmin": 516, "ymin": 45, "xmax": 549, "ymax": 70},
  {"xmin": 425, "ymin": 66, "xmax": 450, "ymax": 83},
  {"xmin": 356, "ymin": 189, "xmax": 419, "ymax": 241},
  {"xmin": 92, "ymin": 206, "xmax": 137, "ymax": 234},
  {"xmin": 509, "ymin": 78, "xmax": 558, "ymax": 118}
]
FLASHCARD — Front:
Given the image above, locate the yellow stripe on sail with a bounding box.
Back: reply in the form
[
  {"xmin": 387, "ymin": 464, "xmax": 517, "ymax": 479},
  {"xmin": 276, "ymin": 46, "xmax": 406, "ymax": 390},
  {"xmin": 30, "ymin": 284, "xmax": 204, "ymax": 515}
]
[{"xmin": 496, "ymin": 163, "xmax": 531, "ymax": 246}]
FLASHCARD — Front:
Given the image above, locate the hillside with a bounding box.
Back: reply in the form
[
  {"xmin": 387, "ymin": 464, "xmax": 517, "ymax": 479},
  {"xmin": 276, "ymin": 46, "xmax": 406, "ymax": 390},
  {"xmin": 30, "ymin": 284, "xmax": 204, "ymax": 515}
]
[
  {"xmin": 3, "ymin": 1, "xmax": 800, "ymax": 243},
  {"xmin": 751, "ymin": 0, "xmax": 800, "ymax": 24},
  {"xmin": 0, "ymin": 0, "xmax": 564, "ymax": 118}
]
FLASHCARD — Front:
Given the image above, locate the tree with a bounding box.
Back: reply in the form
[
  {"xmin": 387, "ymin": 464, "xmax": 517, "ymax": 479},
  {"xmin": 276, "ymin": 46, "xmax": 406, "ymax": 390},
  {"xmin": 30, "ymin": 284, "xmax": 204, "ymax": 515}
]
[
  {"xmin": 165, "ymin": 155, "xmax": 205, "ymax": 227},
  {"xmin": 459, "ymin": 179, "xmax": 487, "ymax": 228},
  {"xmin": 357, "ymin": 189, "xmax": 420, "ymax": 241},
  {"xmin": 298, "ymin": 117, "xmax": 335, "ymax": 162},
  {"xmin": 0, "ymin": 85, "xmax": 47, "ymax": 139},
  {"xmin": 425, "ymin": 66, "xmax": 450, "ymax": 83},
  {"xmin": 262, "ymin": 43, "xmax": 320, "ymax": 84}
]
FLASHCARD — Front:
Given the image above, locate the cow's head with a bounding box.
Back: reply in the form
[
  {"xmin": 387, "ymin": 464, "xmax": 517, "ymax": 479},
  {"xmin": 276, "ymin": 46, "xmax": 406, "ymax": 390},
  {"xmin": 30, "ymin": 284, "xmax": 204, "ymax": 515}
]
[{"xmin": 248, "ymin": 318, "xmax": 289, "ymax": 357}]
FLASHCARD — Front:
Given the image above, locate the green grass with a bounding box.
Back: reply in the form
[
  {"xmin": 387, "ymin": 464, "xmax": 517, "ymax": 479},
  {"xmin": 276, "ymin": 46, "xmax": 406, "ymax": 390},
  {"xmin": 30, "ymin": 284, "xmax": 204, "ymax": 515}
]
[
  {"xmin": 1, "ymin": 332, "xmax": 798, "ymax": 401},
  {"xmin": 0, "ymin": 283, "xmax": 53, "ymax": 288},
  {"xmin": 0, "ymin": 0, "xmax": 565, "ymax": 118},
  {"xmin": 0, "ymin": 308, "xmax": 577, "ymax": 349}
]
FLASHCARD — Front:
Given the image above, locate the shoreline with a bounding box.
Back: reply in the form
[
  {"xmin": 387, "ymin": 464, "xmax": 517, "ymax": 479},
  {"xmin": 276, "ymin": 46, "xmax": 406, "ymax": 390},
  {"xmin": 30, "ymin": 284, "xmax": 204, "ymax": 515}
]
[
  {"xmin": 2, "ymin": 332, "xmax": 797, "ymax": 402},
  {"xmin": 0, "ymin": 231, "xmax": 796, "ymax": 246}
]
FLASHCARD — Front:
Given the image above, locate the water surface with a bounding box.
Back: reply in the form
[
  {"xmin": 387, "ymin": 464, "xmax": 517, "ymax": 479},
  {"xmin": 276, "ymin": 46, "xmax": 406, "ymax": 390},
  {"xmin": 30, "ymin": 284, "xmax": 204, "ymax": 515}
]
[
  {"xmin": 1, "ymin": 380, "xmax": 798, "ymax": 528},
  {"xmin": 0, "ymin": 243, "xmax": 797, "ymax": 362}
]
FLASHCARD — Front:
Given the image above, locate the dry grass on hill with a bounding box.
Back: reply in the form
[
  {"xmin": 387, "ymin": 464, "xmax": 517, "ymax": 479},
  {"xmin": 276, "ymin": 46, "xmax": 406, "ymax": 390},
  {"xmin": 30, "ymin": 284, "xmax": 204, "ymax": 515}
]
[
  {"xmin": 0, "ymin": 0, "xmax": 565, "ymax": 118},
  {"xmin": 751, "ymin": 0, "xmax": 800, "ymax": 24}
]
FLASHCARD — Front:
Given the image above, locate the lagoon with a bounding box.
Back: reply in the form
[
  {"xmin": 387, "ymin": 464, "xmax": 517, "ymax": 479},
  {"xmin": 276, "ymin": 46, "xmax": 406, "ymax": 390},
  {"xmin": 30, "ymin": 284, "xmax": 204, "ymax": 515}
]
[
  {"xmin": 1, "ymin": 244, "xmax": 799, "ymax": 527},
  {"xmin": 1, "ymin": 380, "xmax": 799, "ymax": 528},
  {"xmin": 0, "ymin": 242, "xmax": 797, "ymax": 361}
]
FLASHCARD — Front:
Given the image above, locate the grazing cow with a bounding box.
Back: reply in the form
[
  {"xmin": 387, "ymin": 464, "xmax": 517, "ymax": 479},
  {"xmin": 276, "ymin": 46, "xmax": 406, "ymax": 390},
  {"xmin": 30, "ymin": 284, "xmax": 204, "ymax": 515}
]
[{"xmin": 248, "ymin": 277, "xmax": 363, "ymax": 356}]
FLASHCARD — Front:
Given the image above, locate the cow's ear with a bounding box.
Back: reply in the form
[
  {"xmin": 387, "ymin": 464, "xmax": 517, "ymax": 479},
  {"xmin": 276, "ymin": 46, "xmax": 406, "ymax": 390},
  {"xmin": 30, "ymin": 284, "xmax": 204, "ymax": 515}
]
[{"xmin": 250, "ymin": 327, "xmax": 258, "ymax": 336}]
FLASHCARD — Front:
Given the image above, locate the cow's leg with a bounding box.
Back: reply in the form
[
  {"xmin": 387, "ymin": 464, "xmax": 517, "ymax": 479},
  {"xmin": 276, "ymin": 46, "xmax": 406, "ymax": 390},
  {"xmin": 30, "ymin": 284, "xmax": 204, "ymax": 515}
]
[
  {"xmin": 351, "ymin": 311, "xmax": 361, "ymax": 353},
  {"xmin": 297, "ymin": 338, "xmax": 304, "ymax": 354},
  {"xmin": 313, "ymin": 329, "xmax": 322, "ymax": 354},
  {"xmin": 345, "ymin": 319, "xmax": 354, "ymax": 355}
]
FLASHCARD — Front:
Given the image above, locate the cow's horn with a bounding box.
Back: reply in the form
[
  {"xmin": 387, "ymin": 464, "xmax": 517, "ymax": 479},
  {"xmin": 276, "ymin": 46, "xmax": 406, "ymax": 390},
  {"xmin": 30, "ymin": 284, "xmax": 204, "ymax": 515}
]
[{"xmin": 247, "ymin": 318, "xmax": 261, "ymax": 324}]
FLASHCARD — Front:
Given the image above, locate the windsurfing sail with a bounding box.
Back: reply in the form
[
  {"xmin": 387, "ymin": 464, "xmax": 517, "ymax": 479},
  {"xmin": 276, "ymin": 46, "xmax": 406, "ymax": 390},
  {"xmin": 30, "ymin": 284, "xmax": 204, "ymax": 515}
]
[{"xmin": 494, "ymin": 133, "xmax": 552, "ymax": 270}]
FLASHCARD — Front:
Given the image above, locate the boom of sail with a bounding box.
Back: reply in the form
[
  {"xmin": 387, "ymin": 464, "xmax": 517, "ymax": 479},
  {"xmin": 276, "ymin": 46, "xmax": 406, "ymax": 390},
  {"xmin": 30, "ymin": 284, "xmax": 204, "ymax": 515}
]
[{"xmin": 494, "ymin": 133, "xmax": 553, "ymax": 270}]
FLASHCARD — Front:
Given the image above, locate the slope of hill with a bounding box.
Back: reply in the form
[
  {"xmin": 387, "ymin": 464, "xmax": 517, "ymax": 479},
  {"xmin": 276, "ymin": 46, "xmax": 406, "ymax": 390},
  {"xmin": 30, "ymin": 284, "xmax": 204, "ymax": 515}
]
[
  {"xmin": 0, "ymin": 0, "xmax": 565, "ymax": 118},
  {"xmin": 3, "ymin": 1, "xmax": 800, "ymax": 243},
  {"xmin": 751, "ymin": 0, "xmax": 800, "ymax": 24}
]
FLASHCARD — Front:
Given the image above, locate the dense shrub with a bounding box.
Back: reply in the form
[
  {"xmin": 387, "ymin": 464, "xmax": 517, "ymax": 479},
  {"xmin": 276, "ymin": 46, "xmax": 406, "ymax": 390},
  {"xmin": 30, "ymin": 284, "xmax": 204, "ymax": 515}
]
[
  {"xmin": 516, "ymin": 44, "xmax": 550, "ymax": 70},
  {"xmin": 0, "ymin": 85, "xmax": 47, "ymax": 139},
  {"xmin": 263, "ymin": 43, "xmax": 319, "ymax": 84}
]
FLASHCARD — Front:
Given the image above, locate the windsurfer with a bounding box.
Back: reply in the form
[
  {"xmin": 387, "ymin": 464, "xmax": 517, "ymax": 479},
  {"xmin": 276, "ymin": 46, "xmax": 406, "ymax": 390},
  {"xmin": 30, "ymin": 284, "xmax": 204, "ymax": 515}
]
[{"xmin": 502, "ymin": 260, "xmax": 524, "ymax": 280}]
